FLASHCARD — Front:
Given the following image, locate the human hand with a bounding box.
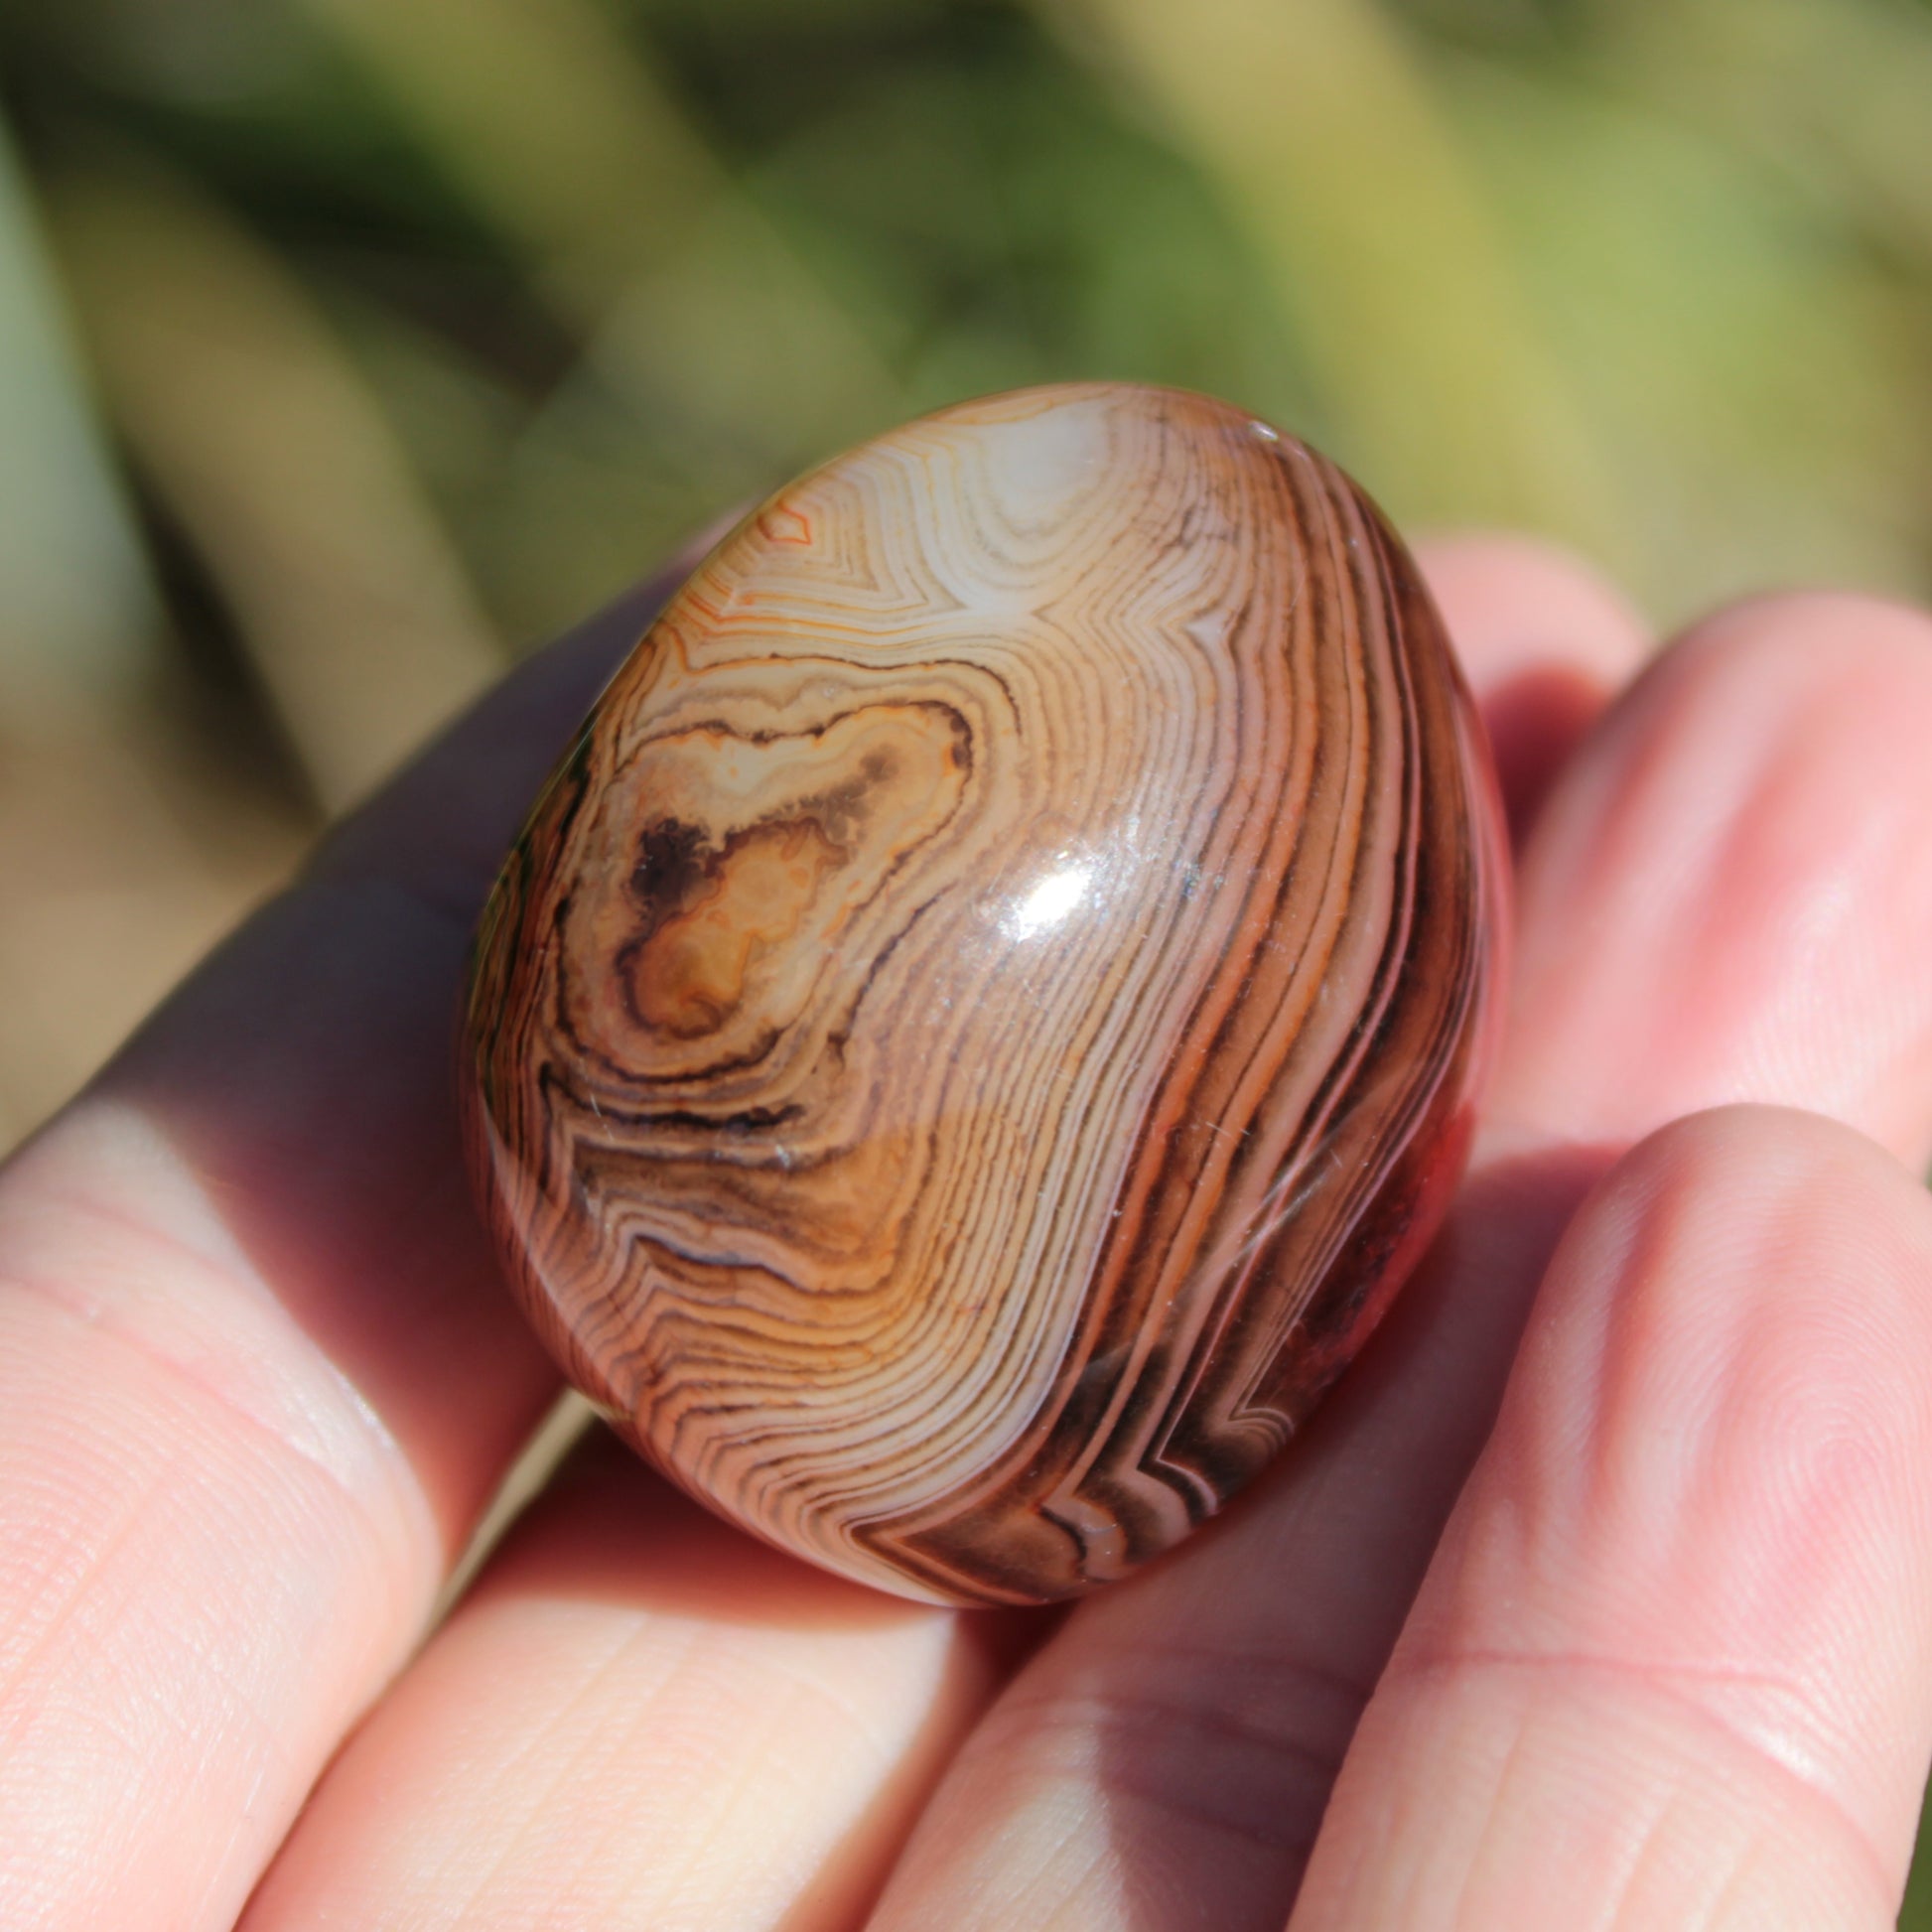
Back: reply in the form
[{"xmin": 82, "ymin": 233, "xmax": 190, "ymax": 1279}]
[{"xmin": 7, "ymin": 539, "xmax": 1932, "ymax": 1932}]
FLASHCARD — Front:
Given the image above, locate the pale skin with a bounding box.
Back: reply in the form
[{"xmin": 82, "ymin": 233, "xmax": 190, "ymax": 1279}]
[{"xmin": 5, "ymin": 537, "xmax": 1932, "ymax": 1932}]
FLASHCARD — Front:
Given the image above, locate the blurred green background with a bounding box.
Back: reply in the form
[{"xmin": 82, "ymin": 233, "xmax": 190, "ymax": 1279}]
[{"xmin": 4, "ymin": 0, "xmax": 1932, "ymax": 1905}]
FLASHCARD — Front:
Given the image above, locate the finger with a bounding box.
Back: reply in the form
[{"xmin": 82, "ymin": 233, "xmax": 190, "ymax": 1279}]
[
  {"xmin": 1499, "ymin": 592, "xmax": 1932, "ymax": 1171},
  {"xmin": 1414, "ymin": 533, "xmax": 1650, "ymax": 842},
  {"xmin": 239, "ymin": 1435, "xmax": 1022, "ymax": 1932},
  {"xmin": 1292, "ymin": 1106, "xmax": 1932, "ymax": 1931},
  {"xmin": 860, "ymin": 589, "xmax": 1932, "ymax": 1932},
  {"xmin": 0, "ymin": 572, "xmax": 675, "ymax": 1932}
]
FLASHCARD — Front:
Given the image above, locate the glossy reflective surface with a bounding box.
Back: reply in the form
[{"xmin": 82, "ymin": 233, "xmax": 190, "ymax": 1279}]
[{"xmin": 463, "ymin": 383, "xmax": 1507, "ymax": 1605}]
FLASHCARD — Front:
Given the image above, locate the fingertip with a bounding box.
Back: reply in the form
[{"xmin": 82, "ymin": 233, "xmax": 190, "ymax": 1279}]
[
  {"xmin": 1583, "ymin": 1099, "xmax": 1931, "ymax": 1251},
  {"xmin": 1413, "ymin": 533, "xmax": 1650, "ymax": 840},
  {"xmin": 1503, "ymin": 588, "xmax": 1932, "ymax": 1169},
  {"xmin": 1516, "ymin": 1104, "xmax": 1932, "ymax": 1498},
  {"xmin": 1677, "ymin": 586, "xmax": 1932, "ymax": 671},
  {"xmin": 1298, "ymin": 1104, "xmax": 1932, "ymax": 1926},
  {"xmin": 1416, "ymin": 533, "xmax": 1651, "ymax": 689},
  {"xmin": 1475, "ymin": 1103, "xmax": 1932, "ymax": 1814}
]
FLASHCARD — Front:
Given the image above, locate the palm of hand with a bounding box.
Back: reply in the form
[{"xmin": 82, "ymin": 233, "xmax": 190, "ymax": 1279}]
[{"xmin": 6, "ymin": 539, "xmax": 1932, "ymax": 1932}]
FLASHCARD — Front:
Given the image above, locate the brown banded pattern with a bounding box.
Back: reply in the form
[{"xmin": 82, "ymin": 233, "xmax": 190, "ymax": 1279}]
[{"xmin": 463, "ymin": 383, "xmax": 1507, "ymax": 1606}]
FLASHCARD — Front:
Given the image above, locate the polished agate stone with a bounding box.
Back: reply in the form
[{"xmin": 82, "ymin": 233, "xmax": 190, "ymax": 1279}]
[{"xmin": 463, "ymin": 382, "xmax": 1507, "ymax": 1606}]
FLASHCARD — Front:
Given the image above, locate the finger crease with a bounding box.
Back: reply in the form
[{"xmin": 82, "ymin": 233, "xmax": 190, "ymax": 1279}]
[
  {"xmin": 1385, "ymin": 1642, "xmax": 1900, "ymax": 1912},
  {"xmin": 0, "ymin": 1257, "xmax": 430, "ymax": 1617}
]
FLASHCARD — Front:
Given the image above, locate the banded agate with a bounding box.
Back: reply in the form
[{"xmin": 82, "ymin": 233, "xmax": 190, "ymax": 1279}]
[{"xmin": 463, "ymin": 383, "xmax": 1507, "ymax": 1606}]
